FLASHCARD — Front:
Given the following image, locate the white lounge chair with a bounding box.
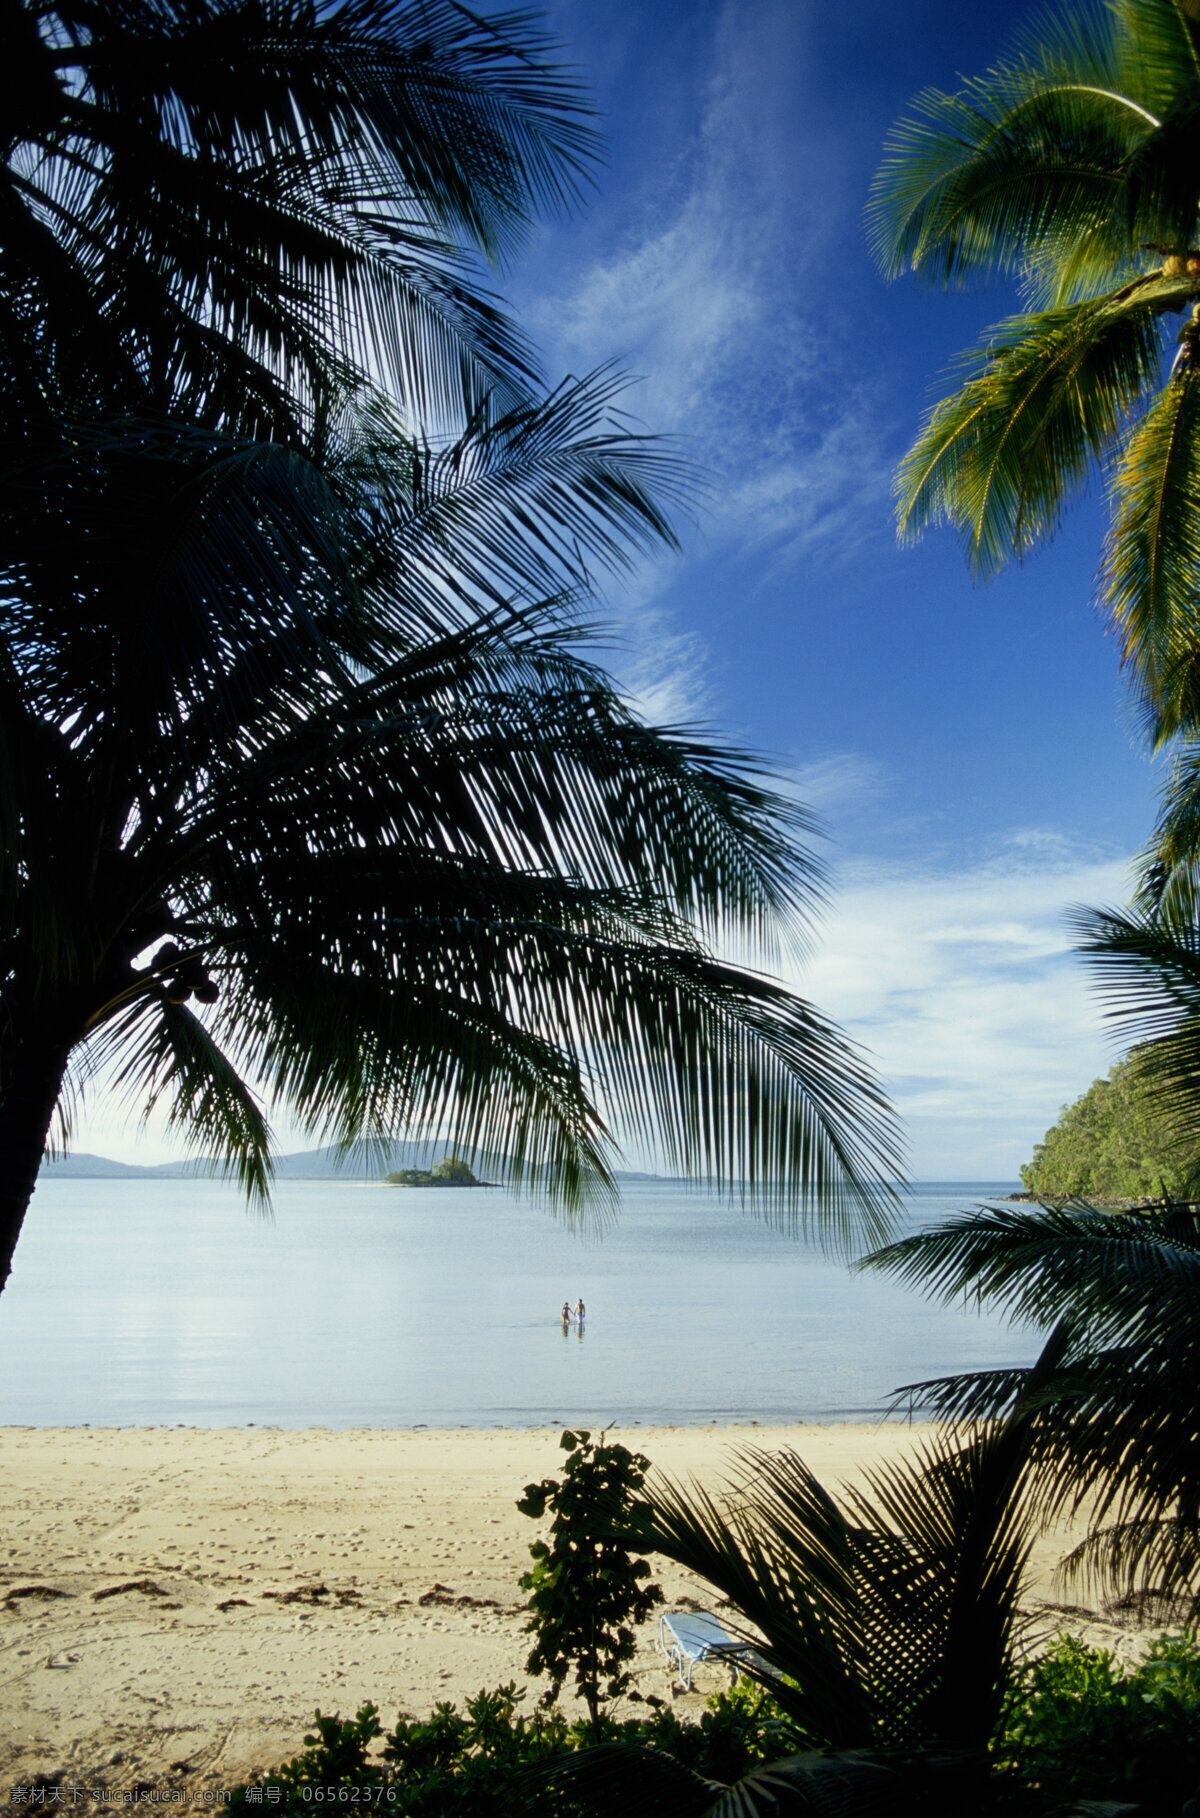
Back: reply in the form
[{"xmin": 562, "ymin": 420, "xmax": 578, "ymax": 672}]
[{"xmin": 658, "ymin": 1610, "xmax": 751, "ymax": 1691}]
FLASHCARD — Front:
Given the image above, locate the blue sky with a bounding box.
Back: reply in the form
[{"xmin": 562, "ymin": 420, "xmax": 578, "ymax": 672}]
[
  {"xmin": 74, "ymin": 0, "xmax": 1161, "ymax": 1178},
  {"xmin": 506, "ymin": 0, "xmax": 1161, "ymax": 1179}
]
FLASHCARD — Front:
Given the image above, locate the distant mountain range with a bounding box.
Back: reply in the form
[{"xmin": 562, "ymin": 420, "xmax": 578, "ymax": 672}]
[{"xmin": 39, "ymin": 1144, "xmax": 663, "ymax": 1183}]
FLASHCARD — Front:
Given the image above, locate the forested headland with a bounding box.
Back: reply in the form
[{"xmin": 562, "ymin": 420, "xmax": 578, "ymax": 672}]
[{"xmin": 1019, "ymin": 1058, "xmax": 1199, "ymax": 1200}]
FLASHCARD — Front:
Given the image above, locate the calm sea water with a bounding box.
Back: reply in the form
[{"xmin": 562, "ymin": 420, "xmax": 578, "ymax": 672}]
[{"xmin": 0, "ymin": 1178, "xmax": 1039, "ymax": 1428}]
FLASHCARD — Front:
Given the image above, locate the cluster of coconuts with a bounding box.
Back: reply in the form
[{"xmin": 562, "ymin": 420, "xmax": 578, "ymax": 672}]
[
  {"xmin": 154, "ymin": 941, "xmax": 219, "ymax": 1006},
  {"xmin": 1161, "ymin": 250, "xmax": 1200, "ymax": 276},
  {"xmin": 1177, "ymin": 301, "xmax": 1200, "ymax": 369}
]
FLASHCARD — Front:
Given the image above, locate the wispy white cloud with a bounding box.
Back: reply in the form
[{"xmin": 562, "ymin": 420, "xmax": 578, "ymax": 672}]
[
  {"xmin": 584, "ymin": 561, "xmax": 719, "ymax": 725},
  {"xmin": 784, "ymin": 752, "xmax": 891, "ymax": 820},
  {"xmin": 526, "ymin": 0, "xmax": 892, "ymax": 568},
  {"xmin": 792, "ymin": 832, "xmax": 1140, "ymax": 1176}
]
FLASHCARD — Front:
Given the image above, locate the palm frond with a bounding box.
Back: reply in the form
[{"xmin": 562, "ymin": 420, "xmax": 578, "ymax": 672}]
[
  {"xmin": 1109, "ymin": 0, "xmax": 1200, "ymax": 127},
  {"xmin": 1103, "ymin": 366, "xmax": 1200, "ymax": 741},
  {"xmin": 4, "ymin": 0, "xmax": 605, "ymax": 437},
  {"xmin": 133, "ymin": 0, "xmax": 602, "ymax": 262},
  {"xmin": 877, "ymin": 0, "xmax": 1200, "ymax": 745},
  {"xmin": 1058, "ymin": 1510, "xmax": 1200, "ymax": 1609},
  {"xmin": 92, "ymin": 994, "xmax": 273, "ymax": 1208},
  {"xmin": 646, "ymin": 1410, "xmax": 1045, "ymax": 1754},
  {"xmin": 1072, "ymin": 901, "xmax": 1200, "ymax": 1138},
  {"xmin": 868, "ymin": 2, "xmax": 1167, "ymax": 303},
  {"xmin": 863, "ymin": 1196, "xmax": 1200, "ymax": 1600},
  {"xmin": 1135, "ymin": 734, "xmax": 1200, "ymax": 916},
  {"xmin": 188, "ymin": 859, "xmax": 901, "ymax": 1237},
  {"xmin": 895, "ymin": 291, "xmax": 1168, "ymax": 575},
  {"xmin": 862, "ymin": 1196, "xmax": 1200, "ymax": 1343}
]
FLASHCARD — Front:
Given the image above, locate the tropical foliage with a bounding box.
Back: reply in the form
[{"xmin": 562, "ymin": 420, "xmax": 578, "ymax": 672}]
[
  {"xmin": 229, "ymin": 1682, "xmax": 829, "ymax": 1817},
  {"xmin": 996, "ymin": 1631, "xmax": 1200, "ymax": 1813},
  {"xmin": 864, "ymin": 1195, "xmax": 1200, "ymax": 1612},
  {"xmin": 1019, "ymin": 1053, "xmax": 1198, "ymax": 1197},
  {"xmin": 642, "ymin": 1337, "xmax": 1066, "ymax": 1760},
  {"xmin": 236, "ymin": 1406, "xmax": 1200, "ymax": 1818},
  {"xmin": 1, "ymin": 0, "xmax": 593, "ymax": 441},
  {"xmin": 518, "ymin": 1429, "xmax": 663, "ymax": 1738},
  {"xmin": 869, "ymin": 0, "xmax": 1200, "ymax": 810},
  {"xmin": 0, "ymin": 0, "xmax": 906, "ymax": 1299}
]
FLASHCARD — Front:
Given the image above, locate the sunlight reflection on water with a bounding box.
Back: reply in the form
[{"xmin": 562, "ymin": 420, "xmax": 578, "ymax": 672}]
[{"xmin": 0, "ymin": 1177, "xmax": 1036, "ymax": 1426}]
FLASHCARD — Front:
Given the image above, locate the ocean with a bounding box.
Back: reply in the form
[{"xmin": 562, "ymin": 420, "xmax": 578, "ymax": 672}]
[{"xmin": 0, "ymin": 1177, "xmax": 1038, "ymax": 1428}]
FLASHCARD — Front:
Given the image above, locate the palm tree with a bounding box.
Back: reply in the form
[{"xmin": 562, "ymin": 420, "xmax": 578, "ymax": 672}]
[
  {"xmin": 864, "ymin": 1192, "xmax": 1200, "ymax": 1612},
  {"xmin": 2, "ymin": 0, "xmax": 594, "ymax": 443},
  {"xmin": 643, "ymin": 1338, "xmax": 1065, "ymax": 1759},
  {"xmin": 0, "ymin": 0, "xmax": 906, "ymax": 1294},
  {"xmin": 869, "ymin": 0, "xmax": 1200, "ymax": 759},
  {"xmin": 0, "ymin": 384, "xmax": 904, "ymax": 1295}
]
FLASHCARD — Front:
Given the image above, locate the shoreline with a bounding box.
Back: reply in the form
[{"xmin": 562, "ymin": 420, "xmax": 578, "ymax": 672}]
[
  {"xmin": 0, "ymin": 1423, "xmax": 1135, "ymax": 1798},
  {"xmin": 0, "ymin": 1415, "xmax": 922, "ymax": 1432}
]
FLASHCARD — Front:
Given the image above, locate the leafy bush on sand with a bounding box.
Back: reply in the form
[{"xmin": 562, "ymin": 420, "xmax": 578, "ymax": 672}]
[
  {"xmin": 233, "ymin": 1637, "xmax": 1200, "ymax": 1815},
  {"xmin": 230, "ymin": 1679, "xmax": 793, "ymax": 1815},
  {"xmin": 995, "ymin": 1632, "xmax": 1200, "ymax": 1813}
]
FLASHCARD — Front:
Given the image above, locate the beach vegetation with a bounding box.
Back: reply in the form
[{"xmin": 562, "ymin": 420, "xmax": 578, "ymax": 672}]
[
  {"xmin": 870, "ymin": 0, "xmax": 1200, "ymax": 911},
  {"xmin": 865, "ymin": 1194, "xmax": 1200, "ymax": 1615},
  {"xmin": 996, "ymin": 1631, "xmax": 1200, "ymax": 1813},
  {"xmin": 225, "ymin": 1425, "xmax": 1200, "ymax": 1815},
  {"xmin": 1019, "ymin": 1054, "xmax": 1199, "ymax": 1199},
  {"xmin": 0, "ymin": 0, "xmax": 907, "ymax": 1302},
  {"xmin": 231, "ymin": 1644, "xmax": 1200, "ymax": 1816},
  {"xmin": 229, "ymin": 1680, "xmax": 798, "ymax": 1814},
  {"xmin": 639, "ymin": 1350, "xmax": 1063, "ymax": 1765},
  {"xmin": 518, "ymin": 1428, "xmax": 664, "ymax": 1741},
  {"xmin": 234, "ymin": 1564, "xmax": 1200, "ymax": 1815}
]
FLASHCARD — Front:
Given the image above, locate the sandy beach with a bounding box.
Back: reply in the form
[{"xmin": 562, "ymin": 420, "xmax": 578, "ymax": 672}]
[{"xmin": 0, "ymin": 1421, "xmax": 1137, "ymax": 1797}]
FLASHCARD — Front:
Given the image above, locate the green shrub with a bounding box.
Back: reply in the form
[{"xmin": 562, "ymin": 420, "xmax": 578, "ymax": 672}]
[
  {"xmin": 228, "ymin": 1705, "xmax": 388, "ymax": 1811},
  {"xmin": 631, "ymin": 1678, "xmax": 803, "ymax": 1783},
  {"xmin": 382, "ymin": 1683, "xmax": 577, "ymax": 1813},
  {"xmin": 231, "ymin": 1678, "xmax": 799, "ymax": 1814},
  {"xmin": 996, "ymin": 1631, "xmax": 1200, "ymax": 1812},
  {"xmin": 517, "ymin": 1428, "xmax": 663, "ymax": 1738},
  {"xmin": 230, "ymin": 1685, "xmax": 583, "ymax": 1815}
]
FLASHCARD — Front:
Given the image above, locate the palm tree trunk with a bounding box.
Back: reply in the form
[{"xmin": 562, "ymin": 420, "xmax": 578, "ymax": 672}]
[
  {"xmin": 936, "ymin": 1320, "xmax": 1072, "ymax": 1749},
  {"xmin": 0, "ymin": 1030, "xmax": 70, "ymax": 1295}
]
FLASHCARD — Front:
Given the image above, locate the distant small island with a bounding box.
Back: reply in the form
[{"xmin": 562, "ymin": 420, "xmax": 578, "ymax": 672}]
[{"xmin": 383, "ymin": 1156, "xmax": 490, "ymax": 1188}]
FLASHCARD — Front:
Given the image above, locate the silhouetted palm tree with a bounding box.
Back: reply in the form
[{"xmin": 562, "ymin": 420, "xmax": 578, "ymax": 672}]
[
  {"xmin": 2, "ymin": 0, "xmax": 594, "ymax": 441},
  {"xmin": 0, "ymin": 2, "xmax": 904, "ymax": 1298},
  {"xmin": 0, "ymin": 381, "xmax": 903, "ymax": 1293}
]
